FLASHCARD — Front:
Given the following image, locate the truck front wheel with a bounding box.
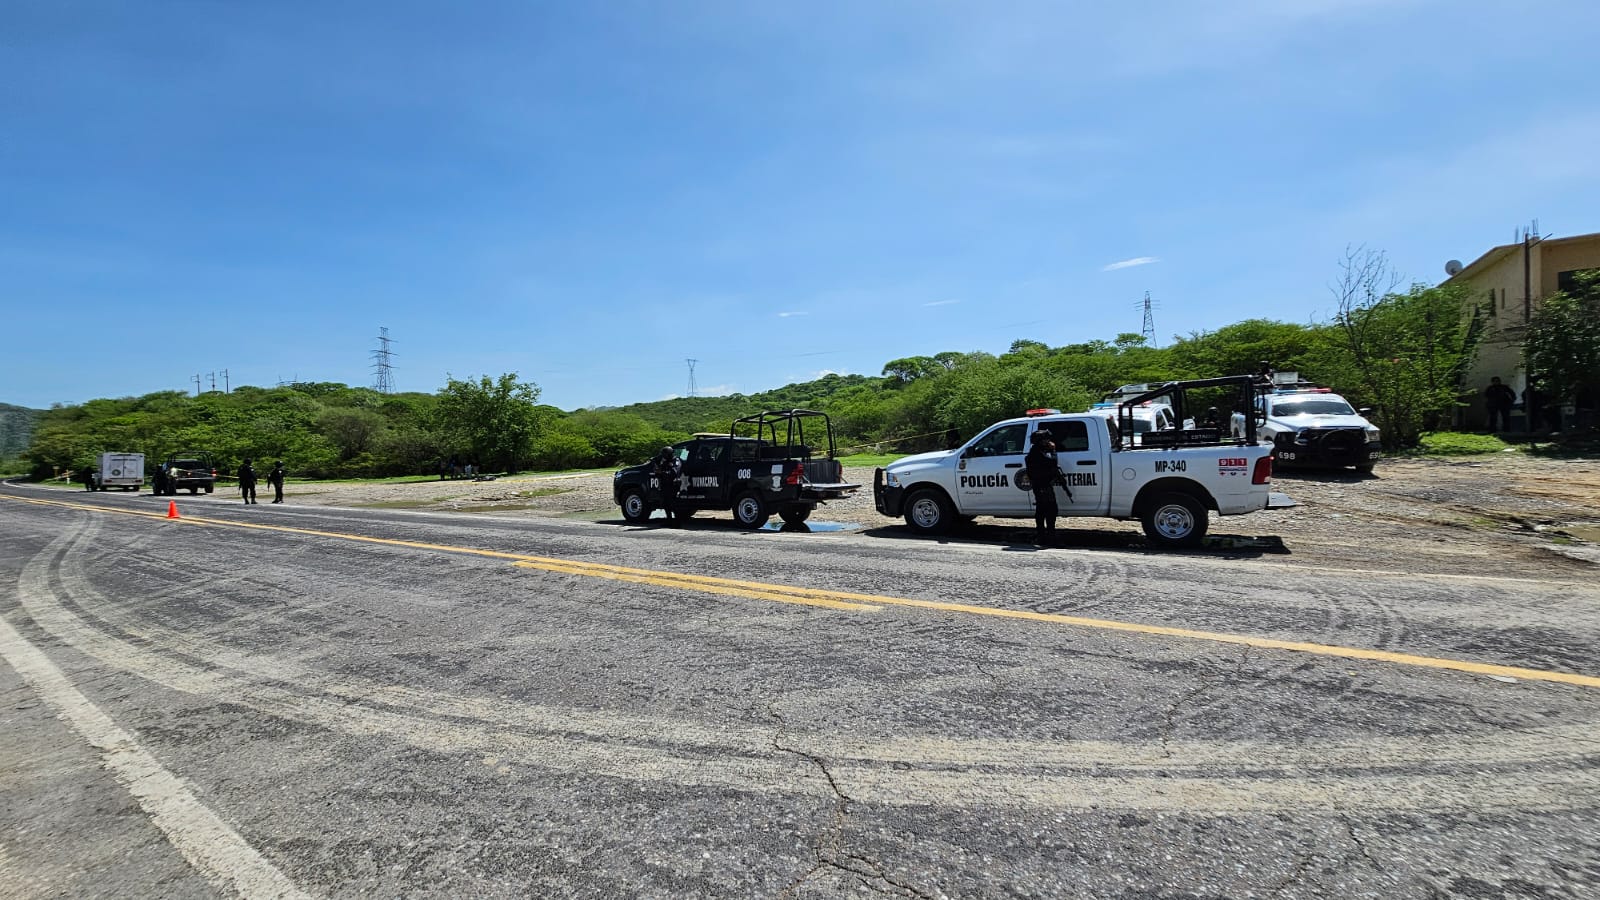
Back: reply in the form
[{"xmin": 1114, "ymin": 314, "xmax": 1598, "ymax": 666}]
[
  {"xmin": 620, "ymin": 489, "xmax": 652, "ymax": 524},
  {"xmin": 733, "ymin": 493, "xmax": 769, "ymax": 529},
  {"xmin": 904, "ymin": 488, "xmax": 954, "ymax": 536},
  {"xmin": 1141, "ymin": 492, "xmax": 1208, "ymax": 549}
]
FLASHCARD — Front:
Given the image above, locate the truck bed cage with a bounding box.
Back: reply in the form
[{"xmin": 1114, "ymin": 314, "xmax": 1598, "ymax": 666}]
[
  {"xmin": 730, "ymin": 409, "xmax": 840, "ymax": 459},
  {"xmin": 1114, "ymin": 375, "xmax": 1262, "ymax": 452}
]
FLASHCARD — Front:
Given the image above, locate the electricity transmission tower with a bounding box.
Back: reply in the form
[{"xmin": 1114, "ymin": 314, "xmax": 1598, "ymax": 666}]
[
  {"xmin": 371, "ymin": 327, "xmax": 396, "ymax": 393},
  {"xmin": 1139, "ymin": 292, "xmax": 1158, "ymax": 345},
  {"xmin": 685, "ymin": 359, "xmax": 698, "ymax": 398}
]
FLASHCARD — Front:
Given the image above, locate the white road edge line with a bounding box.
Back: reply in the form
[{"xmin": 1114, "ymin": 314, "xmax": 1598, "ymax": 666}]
[{"xmin": 0, "ymin": 609, "xmax": 311, "ymax": 900}]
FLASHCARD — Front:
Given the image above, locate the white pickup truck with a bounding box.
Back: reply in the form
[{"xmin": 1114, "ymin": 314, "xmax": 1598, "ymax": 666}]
[{"xmin": 873, "ymin": 377, "xmax": 1279, "ymax": 548}]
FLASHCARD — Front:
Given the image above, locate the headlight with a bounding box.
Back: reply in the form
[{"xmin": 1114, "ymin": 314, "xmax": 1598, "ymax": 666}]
[
  {"xmin": 883, "ymin": 471, "xmax": 902, "ymax": 488},
  {"xmin": 1364, "ymin": 427, "xmax": 1381, "ymax": 442}
]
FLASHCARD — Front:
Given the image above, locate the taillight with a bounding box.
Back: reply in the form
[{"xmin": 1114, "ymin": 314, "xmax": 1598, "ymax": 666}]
[
  {"xmin": 784, "ymin": 467, "xmax": 803, "ymax": 486},
  {"xmin": 1251, "ymin": 455, "xmax": 1273, "ymax": 484}
]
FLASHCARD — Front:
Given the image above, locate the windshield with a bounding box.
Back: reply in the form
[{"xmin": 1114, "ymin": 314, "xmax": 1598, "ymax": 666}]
[{"xmin": 1272, "ymin": 398, "xmax": 1356, "ymax": 417}]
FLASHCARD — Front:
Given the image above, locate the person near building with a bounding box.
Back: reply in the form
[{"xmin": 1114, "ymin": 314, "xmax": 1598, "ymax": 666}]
[
  {"xmin": 238, "ymin": 458, "xmax": 259, "ymax": 505},
  {"xmin": 1484, "ymin": 377, "xmax": 1516, "ymax": 432},
  {"xmin": 267, "ymin": 461, "xmax": 286, "ymax": 503},
  {"xmin": 652, "ymin": 446, "xmax": 682, "ymax": 524},
  {"xmin": 1023, "ymin": 432, "xmax": 1069, "ymax": 545}
]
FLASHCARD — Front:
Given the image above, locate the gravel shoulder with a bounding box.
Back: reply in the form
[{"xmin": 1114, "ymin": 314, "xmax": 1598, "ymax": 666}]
[{"xmin": 277, "ymin": 453, "xmax": 1600, "ymax": 577}]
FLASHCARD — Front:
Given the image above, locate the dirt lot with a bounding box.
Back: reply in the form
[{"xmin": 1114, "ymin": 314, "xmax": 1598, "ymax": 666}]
[{"xmin": 281, "ymin": 453, "xmax": 1600, "ymax": 577}]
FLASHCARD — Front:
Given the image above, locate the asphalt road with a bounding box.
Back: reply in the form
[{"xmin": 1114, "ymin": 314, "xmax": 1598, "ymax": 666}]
[{"xmin": 3, "ymin": 484, "xmax": 1599, "ymax": 899}]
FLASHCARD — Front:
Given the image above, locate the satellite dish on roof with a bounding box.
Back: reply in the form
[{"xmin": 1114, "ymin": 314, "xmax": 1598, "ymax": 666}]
[{"xmin": 1444, "ymin": 259, "xmax": 1464, "ymax": 276}]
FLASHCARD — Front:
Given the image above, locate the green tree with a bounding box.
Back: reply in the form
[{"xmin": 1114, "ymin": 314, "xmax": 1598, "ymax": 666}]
[
  {"xmin": 1322, "ymin": 248, "xmax": 1479, "ymax": 447},
  {"xmin": 434, "ymin": 373, "xmax": 545, "ymax": 473},
  {"xmin": 1525, "ymin": 270, "xmax": 1600, "ymax": 417}
]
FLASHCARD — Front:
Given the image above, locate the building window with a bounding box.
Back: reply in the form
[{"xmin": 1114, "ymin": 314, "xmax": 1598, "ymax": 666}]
[{"xmin": 1558, "ymin": 268, "xmax": 1598, "ymax": 293}]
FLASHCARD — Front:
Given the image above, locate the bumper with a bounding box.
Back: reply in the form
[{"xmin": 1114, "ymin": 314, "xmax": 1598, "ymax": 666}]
[
  {"xmin": 1273, "ymin": 435, "xmax": 1382, "ymax": 468},
  {"xmin": 873, "ymin": 469, "xmax": 905, "ymax": 517}
]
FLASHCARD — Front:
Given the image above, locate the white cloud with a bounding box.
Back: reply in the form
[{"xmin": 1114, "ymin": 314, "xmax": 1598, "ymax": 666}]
[
  {"xmin": 923, "ymin": 299, "xmax": 962, "ymax": 307},
  {"xmin": 776, "ymin": 310, "xmax": 809, "ymax": 318},
  {"xmin": 1103, "ymin": 256, "xmax": 1159, "ymax": 271}
]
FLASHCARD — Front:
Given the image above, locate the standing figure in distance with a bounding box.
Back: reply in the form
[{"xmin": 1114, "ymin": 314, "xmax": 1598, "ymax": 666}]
[
  {"xmin": 652, "ymin": 446, "xmax": 682, "ymax": 525},
  {"xmin": 267, "ymin": 461, "xmax": 286, "ymax": 504},
  {"xmin": 1484, "ymin": 377, "xmax": 1516, "ymax": 433},
  {"xmin": 238, "ymin": 458, "xmax": 259, "ymax": 505}
]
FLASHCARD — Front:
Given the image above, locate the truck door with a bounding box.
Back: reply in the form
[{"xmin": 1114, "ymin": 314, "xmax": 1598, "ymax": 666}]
[
  {"xmin": 1032, "ymin": 419, "xmax": 1109, "ymax": 514},
  {"xmin": 956, "ymin": 423, "xmax": 1029, "ymax": 514},
  {"xmin": 681, "ymin": 439, "xmax": 730, "ymax": 505}
]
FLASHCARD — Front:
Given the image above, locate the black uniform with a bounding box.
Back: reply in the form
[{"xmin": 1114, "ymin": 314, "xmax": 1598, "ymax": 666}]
[
  {"xmin": 653, "ymin": 449, "xmax": 682, "ymax": 523},
  {"xmin": 238, "ymin": 459, "xmax": 258, "ymax": 504},
  {"xmin": 1024, "ymin": 436, "xmax": 1066, "ymax": 542},
  {"xmin": 267, "ymin": 462, "xmax": 285, "ymax": 503},
  {"xmin": 152, "ymin": 464, "xmax": 168, "ymax": 496}
]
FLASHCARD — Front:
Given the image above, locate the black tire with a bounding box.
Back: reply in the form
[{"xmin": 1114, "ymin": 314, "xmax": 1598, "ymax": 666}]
[
  {"xmin": 1140, "ymin": 492, "xmax": 1208, "ymax": 549},
  {"xmin": 1354, "ymin": 461, "xmax": 1375, "ymax": 473},
  {"xmin": 732, "ymin": 493, "xmax": 769, "ymax": 529},
  {"xmin": 204, "ymin": 486, "xmax": 213, "ymax": 494},
  {"xmin": 903, "ymin": 487, "xmax": 954, "ymax": 536},
  {"xmin": 778, "ymin": 506, "xmax": 813, "ymax": 525},
  {"xmin": 619, "ymin": 489, "xmax": 652, "ymax": 524},
  {"xmin": 190, "ymin": 487, "xmax": 199, "ymax": 495}
]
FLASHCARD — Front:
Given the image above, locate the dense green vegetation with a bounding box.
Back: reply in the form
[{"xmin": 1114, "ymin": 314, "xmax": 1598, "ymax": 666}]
[
  {"xmin": 1525, "ymin": 269, "xmax": 1600, "ymax": 417},
  {"xmin": 20, "ymin": 274, "xmax": 1516, "ymax": 481},
  {"xmin": 0, "ymin": 403, "xmax": 41, "ymax": 472}
]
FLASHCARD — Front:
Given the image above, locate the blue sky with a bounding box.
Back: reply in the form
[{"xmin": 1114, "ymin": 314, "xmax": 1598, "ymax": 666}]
[{"xmin": 4, "ymin": 1, "xmax": 1598, "ymax": 410}]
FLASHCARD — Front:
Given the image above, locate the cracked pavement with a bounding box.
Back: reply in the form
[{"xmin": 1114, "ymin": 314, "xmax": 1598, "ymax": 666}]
[{"xmin": 2, "ymin": 486, "xmax": 1599, "ymax": 898}]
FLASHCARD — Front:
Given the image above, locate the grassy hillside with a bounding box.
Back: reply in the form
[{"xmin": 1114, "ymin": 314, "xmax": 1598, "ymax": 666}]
[{"xmin": 609, "ymin": 373, "xmax": 880, "ymax": 432}]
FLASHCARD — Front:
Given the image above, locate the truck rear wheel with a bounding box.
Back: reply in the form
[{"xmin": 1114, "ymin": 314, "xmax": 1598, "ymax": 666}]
[
  {"xmin": 1141, "ymin": 492, "xmax": 1208, "ymax": 549},
  {"xmin": 904, "ymin": 488, "xmax": 954, "ymax": 536},
  {"xmin": 778, "ymin": 506, "xmax": 812, "ymax": 525},
  {"xmin": 733, "ymin": 493, "xmax": 769, "ymax": 530},
  {"xmin": 620, "ymin": 489, "xmax": 651, "ymax": 524}
]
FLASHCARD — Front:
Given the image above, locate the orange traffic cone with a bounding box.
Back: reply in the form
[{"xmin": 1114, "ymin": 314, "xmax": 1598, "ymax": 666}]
[{"xmin": 166, "ymin": 501, "xmax": 180, "ymax": 519}]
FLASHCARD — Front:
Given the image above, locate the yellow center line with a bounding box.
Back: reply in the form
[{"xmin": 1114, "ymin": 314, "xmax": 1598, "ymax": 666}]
[{"xmin": 7, "ymin": 491, "xmax": 1600, "ymax": 690}]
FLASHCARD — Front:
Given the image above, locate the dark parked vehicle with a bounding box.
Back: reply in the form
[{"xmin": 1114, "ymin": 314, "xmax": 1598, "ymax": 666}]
[
  {"xmin": 160, "ymin": 452, "xmax": 216, "ymax": 495},
  {"xmin": 613, "ymin": 409, "xmax": 859, "ymax": 529}
]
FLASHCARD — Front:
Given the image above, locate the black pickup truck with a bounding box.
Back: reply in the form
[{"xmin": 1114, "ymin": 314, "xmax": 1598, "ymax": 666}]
[
  {"xmin": 613, "ymin": 409, "xmax": 860, "ymax": 529},
  {"xmin": 158, "ymin": 452, "xmax": 217, "ymax": 495}
]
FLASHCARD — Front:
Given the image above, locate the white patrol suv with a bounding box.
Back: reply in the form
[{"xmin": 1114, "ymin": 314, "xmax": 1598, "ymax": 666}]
[
  {"xmin": 1230, "ymin": 373, "xmax": 1381, "ymax": 472},
  {"xmin": 874, "ymin": 376, "xmax": 1280, "ymax": 548}
]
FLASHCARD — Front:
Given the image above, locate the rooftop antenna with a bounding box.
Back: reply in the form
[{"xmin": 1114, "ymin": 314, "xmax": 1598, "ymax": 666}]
[
  {"xmin": 685, "ymin": 358, "xmax": 698, "ymax": 398},
  {"xmin": 371, "ymin": 327, "xmax": 396, "ymax": 393}
]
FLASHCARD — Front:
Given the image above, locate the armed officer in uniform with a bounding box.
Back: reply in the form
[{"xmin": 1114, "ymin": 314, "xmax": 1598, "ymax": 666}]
[
  {"xmin": 238, "ymin": 458, "xmax": 259, "ymax": 505},
  {"xmin": 652, "ymin": 446, "xmax": 682, "ymax": 525},
  {"xmin": 1024, "ymin": 432, "xmax": 1070, "ymax": 545}
]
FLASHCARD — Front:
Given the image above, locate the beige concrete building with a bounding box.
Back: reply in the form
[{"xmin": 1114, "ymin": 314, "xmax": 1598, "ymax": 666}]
[{"xmin": 1443, "ymin": 230, "xmax": 1600, "ymax": 429}]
